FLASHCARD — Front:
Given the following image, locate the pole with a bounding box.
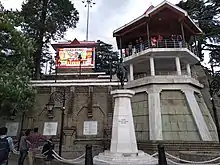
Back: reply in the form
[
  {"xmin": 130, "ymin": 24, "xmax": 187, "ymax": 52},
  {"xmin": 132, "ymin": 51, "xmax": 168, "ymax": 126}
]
[
  {"xmin": 86, "ymin": 2, "xmax": 90, "ymax": 41},
  {"xmin": 59, "ymin": 88, "xmax": 66, "ymax": 156},
  {"xmin": 85, "ymin": 144, "xmax": 93, "ymax": 165},
  {"xmin": 17, "ymin": 112, "xmax": 25, "ymax": 151},
  {"xmin": 119, "ymin": 37, "xmax": 123, "ymax": 59},
  {"xmin": 109, "ymin": 54, "xmax": 112, "ymax": 82},
  {"xmin": 158, "ymin": 144, "xmax": 167, "ymax": 165}
]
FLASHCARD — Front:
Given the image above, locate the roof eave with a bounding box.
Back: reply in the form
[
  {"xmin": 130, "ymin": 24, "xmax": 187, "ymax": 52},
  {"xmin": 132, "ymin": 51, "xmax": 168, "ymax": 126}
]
[{"xmin": 113, "ymin": 15, "xmax": 146, "ymax": 36}]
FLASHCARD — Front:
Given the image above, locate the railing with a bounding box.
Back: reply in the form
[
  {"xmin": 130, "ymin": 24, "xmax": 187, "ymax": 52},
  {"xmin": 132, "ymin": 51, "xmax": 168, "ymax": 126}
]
[
  {"xmin": 133, "ymin": 71, "xmax": 190, "ymax": 80},
  {"xmin": 123, "ymin": 40, "xmax": 197, "ymax": 57}
]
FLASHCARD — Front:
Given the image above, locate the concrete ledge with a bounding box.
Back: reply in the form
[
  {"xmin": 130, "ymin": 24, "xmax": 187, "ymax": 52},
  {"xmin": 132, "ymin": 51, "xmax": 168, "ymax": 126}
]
[{"xmin": 126, "ymin": 75, "xmax": 203, "ymax": 89}]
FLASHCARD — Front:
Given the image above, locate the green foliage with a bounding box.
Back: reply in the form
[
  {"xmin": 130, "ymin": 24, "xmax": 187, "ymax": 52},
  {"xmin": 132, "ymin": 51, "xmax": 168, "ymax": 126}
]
[
  {"xmin": 95, "ymin": 40, "xmax": 119, "ymax": 74},
  {"xmin": 0, "ymin": 8, "xmax": 36, "ymax": 117},
  {"xmin": 177, "ymin": 0, "xmax": 220, "ymax": 61},
  {"xmin": 20, "ymin": 0, "xmax": 79, "ymax": 78}
]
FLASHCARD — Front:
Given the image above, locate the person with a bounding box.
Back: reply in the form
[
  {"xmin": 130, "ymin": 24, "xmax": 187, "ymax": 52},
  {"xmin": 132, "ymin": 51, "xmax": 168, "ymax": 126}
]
[
  {"xmin": 135, "ymin": 39, "xmax": 140, "ymax": 53},
  {"xmin": 0, "ymin": 127, "xmax": 15, "ymax": 165},
  {"xmin": 28, "ymin": 128, "xmax": 46, "ymax": 150},
  {"xmin": 18, "ymin": 129, "xmax": 31, "ymax": 165},
  {"xmin": 128, "ymin": 42, "xmax": 133, "ymax": 56},
  {"xmin": 42, "ymin": 138, "xmax": 54, "ymax": 160},
  {"xmin": 28, "ymin": 128, "xmax": 47, "ymax": 165}
]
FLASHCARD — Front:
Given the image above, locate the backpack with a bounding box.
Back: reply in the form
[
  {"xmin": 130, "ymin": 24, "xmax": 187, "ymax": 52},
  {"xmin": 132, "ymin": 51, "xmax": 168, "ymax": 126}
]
[{"xmin": 0, "ymin": 137, "xmax": 10, "ymax": 163}]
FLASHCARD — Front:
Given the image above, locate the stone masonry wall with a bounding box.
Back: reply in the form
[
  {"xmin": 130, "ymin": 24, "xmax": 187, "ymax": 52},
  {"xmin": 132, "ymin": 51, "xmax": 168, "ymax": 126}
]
[
  {"xmin": 131, "ymin": 92, "xmax": 149, "ymax": 141},
  {"xmin": 160, "ymin": 90, "xmax": 201, "ymax": 141}
]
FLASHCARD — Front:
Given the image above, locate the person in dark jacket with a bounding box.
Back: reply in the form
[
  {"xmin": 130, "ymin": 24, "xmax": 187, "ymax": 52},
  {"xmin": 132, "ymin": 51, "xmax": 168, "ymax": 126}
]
[{"xmin": 42, "ymin": 138, "xmax": 54, "ymax": 160}]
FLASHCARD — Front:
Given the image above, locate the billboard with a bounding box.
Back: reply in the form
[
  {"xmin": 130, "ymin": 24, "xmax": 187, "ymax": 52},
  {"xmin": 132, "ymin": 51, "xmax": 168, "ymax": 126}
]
[{"xmin": 57, "ymin": 47, "xmax": 95, "ymax": 68}]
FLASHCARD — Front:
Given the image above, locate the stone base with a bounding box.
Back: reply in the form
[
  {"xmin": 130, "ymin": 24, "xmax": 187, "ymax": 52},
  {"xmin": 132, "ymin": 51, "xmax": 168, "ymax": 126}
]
[{"xmin": 93, "ymin": 150, "xmax": 157, "ymax": 165}]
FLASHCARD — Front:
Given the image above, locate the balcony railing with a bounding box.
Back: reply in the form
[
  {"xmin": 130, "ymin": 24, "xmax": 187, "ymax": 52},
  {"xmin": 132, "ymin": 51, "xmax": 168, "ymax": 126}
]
[{"xmin": 123, "ymin": 40, "xmax": 197, "ymax": 57}]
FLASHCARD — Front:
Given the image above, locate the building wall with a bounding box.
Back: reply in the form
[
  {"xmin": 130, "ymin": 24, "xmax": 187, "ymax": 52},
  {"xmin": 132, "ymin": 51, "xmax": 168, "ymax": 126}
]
[
  {"xmin": 131, "ymin": 92, "xmax": 149, "ymax": 141},
  {"xmin": 161, "ymin": 90, "xmax": 200, "ymax": 141}
]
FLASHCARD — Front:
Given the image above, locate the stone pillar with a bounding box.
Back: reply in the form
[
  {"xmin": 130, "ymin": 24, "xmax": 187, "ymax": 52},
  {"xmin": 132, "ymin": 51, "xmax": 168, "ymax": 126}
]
[
  {"xmin": 150, "ymin": 57, "xmax": 155, "ymax": 76},
  {"xmin": 129, "ymin": 64, "xmax": 134, "ymax": 81},
  {"xmin": 186, "ymin": 64, "xmax": 191, "ymax": 77},
  {"xmin": 63, "ymin": 128, "xmax": 76, "ymax": 146},
  {"xmin": 175, "ymin": 56, "xmax": 182, "ymax": 75},
  {"xmin": 147, "ymin": 87, "xmax": 163, "ymax": 140},
  {"xmin": 182, "ymin": 89, "xmax": 212, "ymax": 141},
  {"xmin": 110, "ymin": 89, "xmax": 138, "ymax": 154}
]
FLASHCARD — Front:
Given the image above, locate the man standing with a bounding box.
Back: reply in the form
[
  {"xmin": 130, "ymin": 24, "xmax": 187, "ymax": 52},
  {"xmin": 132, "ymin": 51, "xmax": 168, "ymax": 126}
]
[
  {"xmin": 0, "ymin": 127, "xmax": 15, "ymax": 165},
  {"xmin": 28, "ymin": 128, "xmax": 46, "ymax": 165},
  {"xmin": 18, "ymin": 129, "xmax": 31, "ymax": 165}
]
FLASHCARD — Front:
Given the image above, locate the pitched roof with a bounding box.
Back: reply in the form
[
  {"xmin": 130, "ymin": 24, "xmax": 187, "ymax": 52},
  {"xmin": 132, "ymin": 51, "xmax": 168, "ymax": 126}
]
[
  {"xmin": 113, "ymin": 1, "xmax": 202, "ymax": 35},
  {"xmin": 51, "ymin": 38, "xmax": 97, "ymax": 50}
]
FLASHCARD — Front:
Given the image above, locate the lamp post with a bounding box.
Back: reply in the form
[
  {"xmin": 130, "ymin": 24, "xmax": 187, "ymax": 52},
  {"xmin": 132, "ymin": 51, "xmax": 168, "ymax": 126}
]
[
  {"xmin": 82, "ymin": 0, "xmax": 95, "ymax": 41},
  {"xmin": 46, "ymin": 88, "xmax": 66, "ymax": 156},
  {"xmin": 78, "ymin": 54, "xmax": 83, "ymax": 75},
  {"xmin": 55, "ymin": 51, "xmax": 60, "ymax": 83}
]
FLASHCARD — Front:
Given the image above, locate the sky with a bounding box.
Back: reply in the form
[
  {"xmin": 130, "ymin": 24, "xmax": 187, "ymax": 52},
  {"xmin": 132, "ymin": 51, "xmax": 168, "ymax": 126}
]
[
  {"xmin": 1, "ymin": 0, "xmax": 182, "ymax": 48},
  {"xmin": 1, "ymin": 0, "xmax": 210, "ymax": 66}
]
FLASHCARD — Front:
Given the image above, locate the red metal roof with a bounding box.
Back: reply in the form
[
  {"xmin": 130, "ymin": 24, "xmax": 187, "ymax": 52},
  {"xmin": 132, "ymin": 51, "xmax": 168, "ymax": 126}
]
[{"xmin": 51, "ymin": 38, "xmax": 97, "ymax": 50}]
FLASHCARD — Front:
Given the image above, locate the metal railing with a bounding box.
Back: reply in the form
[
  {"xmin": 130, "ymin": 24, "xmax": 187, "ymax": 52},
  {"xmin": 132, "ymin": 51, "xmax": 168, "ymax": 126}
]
[{"xmin": 123, "ymin": 40, "xmax": 197, "ymax": 57}]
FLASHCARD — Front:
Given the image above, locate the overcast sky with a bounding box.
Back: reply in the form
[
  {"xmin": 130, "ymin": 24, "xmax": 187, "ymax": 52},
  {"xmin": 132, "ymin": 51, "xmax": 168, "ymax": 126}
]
[
  {"xmin": 1, "ymin": 0, "xmax": 210, "ymax": 66},
  {"xmin": 1, "ymin": 0, "xmax": 182, "ymax": 47}
]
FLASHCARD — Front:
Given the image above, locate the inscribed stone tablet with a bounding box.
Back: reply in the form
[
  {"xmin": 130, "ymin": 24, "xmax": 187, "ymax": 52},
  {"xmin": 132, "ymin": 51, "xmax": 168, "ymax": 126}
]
[
  {"xmin": 43, "ymin": 122, "xmax": 58, "ymax": 136},
  {"xmin": 5, "ymin": 122, "xmax": 19, "ymax": 137},
  {"xmin": 83, "ymin": 121, "xmax": 97, "ymax": 135}
]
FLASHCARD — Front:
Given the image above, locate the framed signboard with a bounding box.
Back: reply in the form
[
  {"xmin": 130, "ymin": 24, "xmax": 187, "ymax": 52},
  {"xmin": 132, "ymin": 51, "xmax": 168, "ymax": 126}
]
[
  {"xmin": 43, "ymin": 122, "xmax": 58, "ymax": 136},
  {"xmin": 5, "ymin": 122, "xmax": 19, "ymax": 137},
  {"xmin": 83, "ymin": 121, "xmax": 98, "ymax": 135},
  {"xmin": 57, "ymin": 47, "xmax": 95, "ymax": 68}
]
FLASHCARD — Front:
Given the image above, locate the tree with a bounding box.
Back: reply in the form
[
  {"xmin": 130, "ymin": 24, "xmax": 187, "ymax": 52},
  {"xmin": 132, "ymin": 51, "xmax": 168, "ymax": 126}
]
[
  {"xmin": 0, "ymin": 6, "xmax": 36, "ymax": 118},
  {"xmin": 177, "ymin": 0, "xmax": 220, "ymax": 61},
  {"xmin": 95, "ymin": 40, "xmax": 119, "ymax": 75},
  {"xmin": 20, "ymin": 0, "xmax": 79, "ymax": 79}
]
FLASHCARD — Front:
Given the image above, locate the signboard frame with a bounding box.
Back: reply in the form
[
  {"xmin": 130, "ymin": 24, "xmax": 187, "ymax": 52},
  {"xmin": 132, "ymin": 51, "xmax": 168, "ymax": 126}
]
[
  {"xmin": 5, "ymin": 122, "xmax": 19, "ymax": 137},
  {"xmin": 57, "ymin": 47, "xmax": 95, "ymax": 68},
  {"xmin": 43, "ymin": 122, "xmax": 58, "ymax": 136},
  {"xmin": 83, "ymin": 121, "xmax": 98, "ymax": 136}
]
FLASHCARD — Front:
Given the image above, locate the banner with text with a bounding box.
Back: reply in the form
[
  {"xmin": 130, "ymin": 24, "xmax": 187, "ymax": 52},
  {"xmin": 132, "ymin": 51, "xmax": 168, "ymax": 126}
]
[{"xmin": 57, "ymin": 47, "xmax": 95, "ymax": 68}]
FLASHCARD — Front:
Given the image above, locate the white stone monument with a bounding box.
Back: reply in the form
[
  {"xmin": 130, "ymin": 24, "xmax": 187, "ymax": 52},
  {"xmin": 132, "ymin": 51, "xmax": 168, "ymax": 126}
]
[{"xmin": 93, "ymin": 89, "xmax": 157, "ymax": 165}]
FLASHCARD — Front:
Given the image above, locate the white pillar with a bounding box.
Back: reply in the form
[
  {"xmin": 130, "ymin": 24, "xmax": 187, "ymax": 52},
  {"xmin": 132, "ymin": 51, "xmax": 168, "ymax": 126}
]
[
  {"xmin": 147, "ymin": 88, "xmax": 163, "ymax": 140},
  {"xmin": 182, "ymin": 89, "xmax": 212, "ymax": 141},
  {"xmin": 129, "ymin": 64, "xmax": 134, "ymax": 81},
  {"xmin": 175, "ymin": 57, "xmax": 182, "ymax": 75},
  {"xmin": 150, "ymin": 57, "xmax": 155, "ymax": 76},
  {"xmin": 110, "ymin": 89, "xmax": 138, "ymax": 153},
  {"xmin": 186, "ymin": 64, "xmax": 191, "ymax": 76}
]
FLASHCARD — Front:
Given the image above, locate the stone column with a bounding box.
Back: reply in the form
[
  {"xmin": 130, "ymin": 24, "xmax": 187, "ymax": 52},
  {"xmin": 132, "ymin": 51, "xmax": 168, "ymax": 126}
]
[
  {"xmin": 182, "ymin": 89, "xmax": 212, "ymax": 141},
  {"xmin": 186, "ymin": 64, "xmax": 191, "ymax": 77},
  {"xmin": 129, "ymin": 64, "xmax": 134, "ymax": 81},
  {"xmin": 63, "ymin": 128, "xmax": 76, "ymax": 146},
  {"xmin": 150, "ymin": 57, "xmax": 155, "ymax": 76},
  {"xmin": 110, "ymin": 89, "xmax": 138, "ymax": 154},
  {"xmin": 147, "ymin": 87, "xmax": 163, "ymax": 140},
  {"xmin": 175, "ymin": 56, "xmax": 182, "ymax": 75}
]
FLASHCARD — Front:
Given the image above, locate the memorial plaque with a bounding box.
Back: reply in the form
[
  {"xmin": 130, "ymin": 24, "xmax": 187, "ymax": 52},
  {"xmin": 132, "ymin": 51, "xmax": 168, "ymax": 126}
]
[
  {"xmin": 5, "ymin": 122, "xmax": 19, "ymax": 137},
  {"xmin": 43, "ymin": 122, "xmax": 58, "ymax": 136},
  {"xmin": 118, "ymin": 118, "xmax": 128, "ymax": 125},
  {"xmin": 83, "ymin": 121, "xmax": 98, "ymax": 135}
]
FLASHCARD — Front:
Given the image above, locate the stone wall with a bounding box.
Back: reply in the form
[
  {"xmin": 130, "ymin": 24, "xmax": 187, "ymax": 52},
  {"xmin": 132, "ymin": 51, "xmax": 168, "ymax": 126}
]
[
  {"xmin": 192, "ymin": 64, "xmax": 220, "ymax": 138},
  {"xmin": 20, "ymin": 86, "xmax": 115, "ymax": 147},
  {"xmin": 131, "ymin": 92, "xmax": 149, "ymax": 141},
  {"xmin": 160, "ymin": 90, "xmax": 200, "ymax": 141}
]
